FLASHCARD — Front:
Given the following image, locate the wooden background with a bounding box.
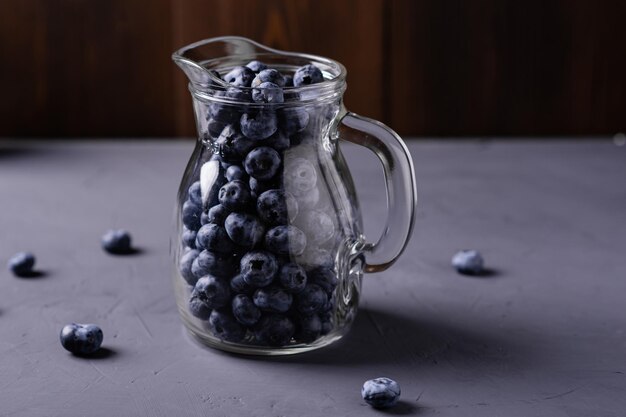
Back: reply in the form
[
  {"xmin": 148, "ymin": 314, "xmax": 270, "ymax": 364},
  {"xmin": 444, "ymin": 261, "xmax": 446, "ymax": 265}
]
[{"xmin": 0, "ymin": 0, "xmax": 624, "ymax": 138}]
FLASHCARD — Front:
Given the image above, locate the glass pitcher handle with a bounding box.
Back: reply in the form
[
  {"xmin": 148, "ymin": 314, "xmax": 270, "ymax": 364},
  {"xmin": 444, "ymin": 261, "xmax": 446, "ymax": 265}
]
[{"xmin": 339, "ymin": 112, "xmax": 418, "ymax": 273}]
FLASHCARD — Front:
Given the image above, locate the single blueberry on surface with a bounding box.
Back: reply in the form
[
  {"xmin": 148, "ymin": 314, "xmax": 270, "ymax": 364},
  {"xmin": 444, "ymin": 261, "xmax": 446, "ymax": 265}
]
[
  {"xmin": 182, "ymin": 227, "xmax": 197, "ymax": 249},
  {"xmin": 191, "ymin": 250, "xmax": 235, "ymax": 279},
  {"xmin": 208, "ymin": 310, "xmax": 246, "ymax": 343},
  {"xmin": 254, "ymin": 314, "xmax": 295, "ymax": 347},
  {"xmin": 293, "ymin": 64, "xmax": 324, "ymax": 87},
  {"xmin": 296, "ymin": 284, "xmax": 328, "ymax": 314},
  {"xmin": 232, "ymin": 294, "xmax": 262, "ymax": 326},
  {"xmin": 179, "ymin": 249, "xmax": 200, "ymax": 286},
  {"xmin": 279, "ymin": 263, "xmax": 308, "ymax": 293},
  {"xmin": 218, "ymin": 180, "xmax": 252, "ymax": 210},
  {"xmin": 252, "ymin": 82, "xmax": 284, "ymax": 104},
  {"xmin": 225, "ymin": 165, "xmax": 248, "ymax": 182},
  {"xmin": 188, "ymin": 181, "xmax": 202, "ymax": 205},
  {"xmin": 60, "ymin": 323, "xmax": 103, "ymax": 355},
  {"xmin": 264, "ymin": 225, "xmax": 307, "ymax": 256},
  {"xmin": 257, "ymin": 189, "xmax": 298, "ymax": 225},
  {"xmin": 8, "ymin": 252, "xmax": 36, "ymax": 276},
  {"xmin": 223, "ymin": 66, "xmax": 255, "ymax": 87},
  {"xmin": 284, "ymin": 157, "xmax": 317, "ymax": 195},
  {"xmin": 295, "ymin": 314, "xmax": 322, "ymax": 343},
  {"xmin": 182, "ymin": 200, "xmax": 202, "ymax": 231},
  {"xmin": 224, "ymin": 213, "xmax": 265, "ymax": 249},
  {"xmin": 195, "ymin": 224, "xmax": 235, "ymax": 254},
  {"xmin": 240, "ymin": 111, "xmax": 278, "ymax": 141},
  {"xmin": 253, "ymin": 286, "xmax": 293, "ymax": 313},
  {"xmin": 452, "ymin": 250, "xmax": 484, "ymax": 275},
  {"xmin": 361, "ymin": 377, "xmax": 401, "ymax": 409},
  {"xmin": 244, "ymin": 146, "xmax": 281, "ymax": 180},
  {"xmin": 246, "ymin": 60, "xmax": 268, "ymax": 73},
  {"xmin": 101, "ymin": 230, "xmax": 133, "ymax": 254},
  {"xmin": 240, "ymin": 251, "xmax": 279, "ymax": 288},
  {"xmin": 207, "ymin": 204, "xmax": 229, "ymax": 226}
]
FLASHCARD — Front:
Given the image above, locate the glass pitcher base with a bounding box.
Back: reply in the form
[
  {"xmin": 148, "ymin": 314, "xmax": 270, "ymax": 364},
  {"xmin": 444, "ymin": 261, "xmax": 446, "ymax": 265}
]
[{"xmin": 181, "ymin": 316, "xmax": 351, "ymax": 356}]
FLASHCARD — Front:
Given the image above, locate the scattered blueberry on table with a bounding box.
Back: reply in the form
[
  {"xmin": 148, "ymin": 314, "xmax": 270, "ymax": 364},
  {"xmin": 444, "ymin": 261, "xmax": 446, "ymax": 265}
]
[
  {"xmin": 60, "ymin": 323, "xmax": 103, "ymax": 355},
  {"xmin": 361, "ymin": 377, "xmax": 401, "ymax": 409},
  {"xmin": 177, "ymin": 61, "xmax": 338, "ymax": 347},
  {"xmin": 452, "ymin": 249, "xmax": 485, "ymax": 275},
  {"xmin": 8, "ymin": 252, "xmax": 36, "ymax": 277},
  {"xmin": 101, "ymin": 229, "xmax": 133, "ymax": 254}
]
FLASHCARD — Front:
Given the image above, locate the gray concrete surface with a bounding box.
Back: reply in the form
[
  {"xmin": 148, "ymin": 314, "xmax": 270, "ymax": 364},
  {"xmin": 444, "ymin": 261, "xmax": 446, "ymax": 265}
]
[{"xmin": 0, "ymin": 139, "xmax": 625, "ymax": 416}]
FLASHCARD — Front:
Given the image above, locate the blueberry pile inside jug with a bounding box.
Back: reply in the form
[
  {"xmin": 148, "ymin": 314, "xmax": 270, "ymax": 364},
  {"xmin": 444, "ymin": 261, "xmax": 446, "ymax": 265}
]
[{"xmin": 178, "ymin": 61, "xmax": 343, "ymax": 347}]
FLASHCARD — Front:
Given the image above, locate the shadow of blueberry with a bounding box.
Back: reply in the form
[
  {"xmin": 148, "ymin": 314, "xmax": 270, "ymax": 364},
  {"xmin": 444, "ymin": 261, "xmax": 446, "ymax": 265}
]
[
  {"xmin": 16, "ymin": 270, "xmax": 47, "ymax": 279},
  {"xmin": 105, "ymin": 247, "xmax": 144, "ymax": 256},
  {"xmin": 70, "ymin": 347, "xmax": 118, "ymax": 360}
]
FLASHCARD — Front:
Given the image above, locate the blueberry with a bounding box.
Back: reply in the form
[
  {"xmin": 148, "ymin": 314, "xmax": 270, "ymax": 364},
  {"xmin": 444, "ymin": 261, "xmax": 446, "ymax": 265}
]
[
  {"xmin": 253, "ymin": 286, "xmax": 293, "ymax": 313},
  {"xmin": 210, "ymin": 88, "xmax": 250, "ymax": 124},
  {"xmin": 223, "ymin": 66, "xmax": 255, "ymax": 87},
  {"xmin": 254, "ymin": 314, "xmax": 295, "ymax": 346},
  {"xmin": 252, "ymin": 82, "xmax": 284, "ymax": 104},
  {"xmin": 218, "ymin": 180, "xmax": 252, "ymax": 210},
  {"xmin": 283, "ymin": 74, "xmax": 294, "ymax": 87},
  {"xmin": 294, "ymin": 186, "xmax": 320, "ymax": 209},
  {"xmin": 259, "ymin": 131, "xmax": 290, "ymax": 151},
  {"xmin": 296, "ymin": 247, "xmax": 334, "ymax": 269},
  {"xmin": 182, "ymin": 200, "xmax": 202, "ymax": 231},
  {"xmin": 230, "ymin": 274, "xmax": 254, "ymax": 295},
  {"xmin": 8, "ymin": 252, "xmax": 36, "ymax": 276},
  {"xmin": 206, "ymin": 204, "xmax": 229, "ymax": 226},
  {"xmin": 284, "ymin": 157, "xmax": 317, "ymax": 195},
  {"xmin": 308, "ymin": 267, "xmax": 338, "ymax": 294},
  {"xmin": 361, "ymin": 377, "xmax": 401, "ymax": 409},
  {"xmin": 250, "ymin": 177, "xmax": 279, "ymax": 199},
  {"xmin": 225, "ymin": 165, "xmax": 248, "ymax": 182},
  {"xmin": 60, "ymin": 323, "xmax": 103, "ymax": 355},
  {"xmin": 299, "ymin": 210, "xmax": 335, "ymax": 244},
  {"xmin": 246, "ymin": 60, "xmax": 268, "ymax": 73},
  {"xmin": 452, "ymin": 250, "xmax": 484, "ymax": 275},
  {"xmin": 215, "ymin": 125, "xmax": 256, "ymax": 162},
  {"xmin": 296, "ymin": 284, "xmax": 327, "ymax": 314},
  {"xmin": 191, "ymin": 250, "xmax": 235, "ymax": 279},
  {"xmin": 232, "ymin": 294, "xmax": 262, "ymax": 326},
  {"xmin": 189, "ymin": 275, "xmax": 231, "ymax": 318},
  {"xmin": 182, "ymin": 227, "xmax": 197, "ymax": 249},
  {"xmin": 207, "ymin": 119, "xmax": 226, "ymax": 138},
  {"xmin": 179, "ymin": 249, "xmax": 200, "ymax": 285},
  {"xmin": 101, "ymin": 229, "xmax": 132, "ymax": 254},
  {"xmin": 257, "ymin": 190, "xmax": 298, "ymax": 226},
  {"xmin": 208, "ymin": 310, "xmax": 246, "ymax": 343},
  {"xmin": 188, "ymin": 181, "xmax": 202, "ymax": 205},
  {"xmin": 295, "ymin": 314, "xmax": 322, "ymax": 343},
  {"xmin": 279, "ymin": 263, "xmax": 307, "ymax": 293},
  {"xmin": 265, "ymin": 225, "xmax": 307, "ymax": 256},
  {"xmin": 279, "ymin": 107, "xmax": 310, "ymax": 135},
  {"xmin": 244, "ymin": 146, "xmax": 281, "ymax": 180},
  {"xmin": 224, "ymin": 213, "xmax": 265, "ymax": 249},
  {"xmin": 251, "ymin": 69, "xmax": 286, "ymax": 88},
  {"xmin": 195, "ymin": 224, "xmax": 235, "ymax": 254},
  {"xmin": 240, "ymin": 111, "xmax": 278, "ymax": 141},
  {"xmin": 293, "ymin": 64, "xmax": 324, "ymax": 87},
  {"xmin": 240, "ymin": 251, "xmax": 279, "ymax": 288},
  {"xmin": 320, "ymin": 312, "xmax": 333, "ymax": 335}
]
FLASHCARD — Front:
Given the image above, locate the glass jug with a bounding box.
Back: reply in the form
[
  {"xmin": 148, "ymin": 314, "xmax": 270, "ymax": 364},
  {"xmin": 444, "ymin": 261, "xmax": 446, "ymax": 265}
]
[{"xmin": 172, "ymin": 36, "xmax": 416, "ymax": 355}]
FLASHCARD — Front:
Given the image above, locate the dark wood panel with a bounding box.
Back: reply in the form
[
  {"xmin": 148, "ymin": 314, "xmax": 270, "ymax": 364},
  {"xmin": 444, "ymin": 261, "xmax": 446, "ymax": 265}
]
[
  {"xmin": 388, "ymin": 0, "xmax": 626, "ymax": 136},
  {"xmin": 171, "ymin": 0, "xmax": 384, "ymax": 137},
  {"xmin": 0, "ymin": 0, "xmax": 175, "ymax": 137}
]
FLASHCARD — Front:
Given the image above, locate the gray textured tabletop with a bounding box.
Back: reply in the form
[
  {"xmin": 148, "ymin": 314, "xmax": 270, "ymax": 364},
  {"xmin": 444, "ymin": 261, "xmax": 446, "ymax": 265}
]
[{"xmin": 1, "ymin": 139, "xmax": 625, "ymax": 417}]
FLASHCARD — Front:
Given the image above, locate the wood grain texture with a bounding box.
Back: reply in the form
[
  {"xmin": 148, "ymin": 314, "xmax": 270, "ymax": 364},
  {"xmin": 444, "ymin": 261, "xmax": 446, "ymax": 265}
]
[{"xmin": 0, "ymin": 1, "xmax": 625, "ymax": 137}]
